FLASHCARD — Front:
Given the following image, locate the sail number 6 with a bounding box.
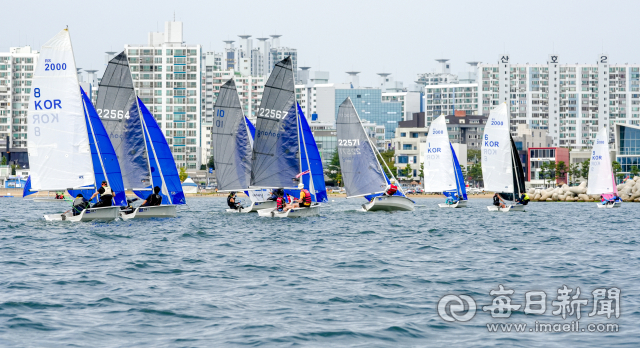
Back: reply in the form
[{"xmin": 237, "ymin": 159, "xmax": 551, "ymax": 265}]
[
  {"xmin": 338, "ymin": 139, "xmax": 360, "ymax": 146},
  {"xmin": 258, "ymin": 108, "xmax": 287, "ymax": 119}
]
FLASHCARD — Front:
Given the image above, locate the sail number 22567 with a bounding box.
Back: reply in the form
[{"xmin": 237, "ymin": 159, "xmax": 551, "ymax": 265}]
[{"xmin": 258, "ymin": 108, "xmax": 287, "ymax": 119}]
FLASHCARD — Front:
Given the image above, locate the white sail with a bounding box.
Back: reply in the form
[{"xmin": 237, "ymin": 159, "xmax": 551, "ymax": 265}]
[
  {"xmin": 481, "ymin": 103, "xmax": 512, "ymax": 193},
  {"xmin": 423, "ymin": 115, "xmax": 456, "ymax": 192},
  {"xmin": 27, "ymin": 29, "xmax": 94, "ymax": 191},
  {"xmin": 587, "ymin": 127, "xmax": 614, "ymax": 194}
]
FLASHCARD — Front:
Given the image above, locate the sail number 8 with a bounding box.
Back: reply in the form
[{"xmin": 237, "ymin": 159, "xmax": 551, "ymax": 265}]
[
  {"xmin": 258, "ymin": 108, "xmax": 287, "ymax": 119},
  {"xmin": 97, "ymin": 109, "xmax": 130, "ymax": 119},
  {"xmin": 338, "ymin": 139, "xmax": 360, "ymax": 146}
]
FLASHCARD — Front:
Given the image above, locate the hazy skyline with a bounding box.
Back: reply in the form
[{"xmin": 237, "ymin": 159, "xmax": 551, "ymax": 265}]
[{"xmin": 2, "ymin": 0, "xmax": 639, "ymax": 86}]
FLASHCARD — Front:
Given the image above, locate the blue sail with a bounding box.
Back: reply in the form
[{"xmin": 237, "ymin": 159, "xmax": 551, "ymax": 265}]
[
  {"xmin": 444, "ymin": 143, "xmax": 468, "ymax": 200},
  {"xmin": 137, "ymin": 98, "xmax": 186, "ymax": 205},
  {"xmin": 82, "ymin": 88, "xmax": 126, "ymax": 206},
  {"xmin": 68, "ymin": 187, "xmax": 98, "ymax": 203},
  {"xmin": 297, "ymin": 103, "xmax": 327, "ymax": 202},
  {"xmin": 22, "ymin": 176, "xmax": 36, "ymax": 197},
  {"xmin": 245, "ymin": 116, "xmax": 256, "ymax": 140}
]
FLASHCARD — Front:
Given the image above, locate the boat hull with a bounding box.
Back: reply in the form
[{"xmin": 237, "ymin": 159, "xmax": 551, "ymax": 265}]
[
  {"xmin": 363, "ymin": 195, "xmax": 414, "ymax": 212},
  {"xmin": 120, "ymin": 205, "xmax": 177, "ymax": 220},
  {"xmin": 487, "ymin": 204, "xmax": 526, "ymax": 212},
  {"xmin": 438, "ymin": 200, "xmax": 468, "ymax": 208},
  {"xmin": 597, "ymin": 202, "xmax": 622, "ymax": 209},
  {"xmin": 226, "ymin": 200, "xmax": 277, "ymax": 213},
  {"xmin": 44, "ymin": 206, "xmax": 120, "ymax": 222},
  {"xmin": 257, "ymin": 204, "xmax": 321, "ymax": 218}
]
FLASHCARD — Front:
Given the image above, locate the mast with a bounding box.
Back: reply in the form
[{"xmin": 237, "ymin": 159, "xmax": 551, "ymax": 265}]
[
  {"xmin": 371, "ymin": 141, "xmax": 406, "ymax": 196},
  {"xmin": 298, "ymin": 107, "xmax": 316, "ymax": 197},
  {"xmin": 82, "ymin": 96, "xmax": 111, "ymax": 197}
]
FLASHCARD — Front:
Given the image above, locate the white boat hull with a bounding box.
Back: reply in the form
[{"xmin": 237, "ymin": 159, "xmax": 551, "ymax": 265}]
[
  {"xmin": 363, "ymin": 195, "xmax": 414, "ymax": 212},
  {"xmin": 226, "ymin": 200, "xmax": 277, "ymax": 213},
  {"xmin": 44, "ymin": 206, "xmax": 120, "ymax": 222},
  {"xmin": 487, "ymin": 204, "xmax": 526, "ymax": 212},
  {"xmin": 597, "ymin": 202, "xmax": 622, "ymax": 209},
  {"xmin": 438, "ymin": 200, "xmax": 468, "ymax": 208},
  {"xmin": 257, "ymin": 204, "xmax": 321, "ymax": 218},
  {"xmin": 33, "ymin": 198, "xmax": 67, "ymax": 203},
  {"xmin": 120, "ymin": 205, "xmax": 177, "ymax": 220}
]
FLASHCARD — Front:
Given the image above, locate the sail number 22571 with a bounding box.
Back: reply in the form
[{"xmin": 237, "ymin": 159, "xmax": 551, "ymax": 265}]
[{"xmin": 338, "ymin": 139, "xmax": 360, "ymax": 146}]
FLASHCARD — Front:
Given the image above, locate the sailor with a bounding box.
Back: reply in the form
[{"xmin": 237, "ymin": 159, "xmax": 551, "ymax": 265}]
[
  {"xmin": 141, "ymin": 186, "xmax": 163, "ymax": 207},
  {"xmin": 385, "ymin": 178, "xmax": 399, "ymax": 196},
  {"xmin": 90, "ymin": 181, "xmax": 113, "ymax": 208},
  {"xmin": 227, "ymin": 191, "xmax": 242, "ymax": 210},
  {"xmin": 68, "ymin": 193, "xmax": 90, "ymax": 216},
  {"xmin": 492, "ymin": 193, "xmax": 506, "ymax": 209},
  {"xmin": 289, "ymin": 183, "xmax": 312, "ymax": 210},
  {"xmin": 267, "ymin": 189, "xmax": 279, "ymax": 201},
  {"xmin": 446, "ymin": 193, "xmax": 459, "ymax": 205},
  {"xmin": 517, "ymin": 192, "xmax": 530, "ymax": 205},
  {"xmin": 121, "ymin": 197, "xmax": 140, "ymax": 215},
  {"xmin": 276, "ymin": 190, "xmax": 287, "ymax": 212}
]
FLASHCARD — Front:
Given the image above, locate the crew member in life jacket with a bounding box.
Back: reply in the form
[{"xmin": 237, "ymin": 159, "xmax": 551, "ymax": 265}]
[
  {"xmin": 288, "ymin": 183, "xmax": 312, "ymax": 210},
  {"xmin": 516, "ymin": 192, "xmax": 530, "ymax": 205},
  {"xmin": 90, "ymin": 181, "xmax": 113, "ymax": 208},
  {"xmin": 276, "ymin": 190, "xmax": 287, "ymax": 212},
  {"xmin": 446, "ymin": 193, "xmax": 459, "ymax": 205},
  {"xmin": 385, "ymin": 178, "xmax": 399, "ymax": 196},
  {"xmin": 65, "ymin": 193, "xmax": 90, "ymax": 216},
  {"xmin": 227, "ymin": 191, "xmax": 243, "ymax": 210},
  {"xmin": 492, "ymin": 193, "xmax": 506, "ymax": 209},
  {"xmin": 141, "ymin": 186, "xmax": 163, "ymax": 207}
]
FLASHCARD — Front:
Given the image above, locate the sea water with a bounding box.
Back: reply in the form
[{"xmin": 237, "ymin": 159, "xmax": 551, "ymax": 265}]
[{"xmin": 0, "ymin": 197, "xmax": 639, "ymax": 347}]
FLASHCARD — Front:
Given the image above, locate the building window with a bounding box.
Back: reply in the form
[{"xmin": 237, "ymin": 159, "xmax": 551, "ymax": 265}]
[
  {"xmin": 403, "ymin": 144, "xmax": 412, "ymax": 150},
  {"xmin": 397, "ymin": 156, "xmax": 409, "ymax": 164},
  {"xmin": 400, "ymin": 132, "xmax": 406, "ymax": 137}
]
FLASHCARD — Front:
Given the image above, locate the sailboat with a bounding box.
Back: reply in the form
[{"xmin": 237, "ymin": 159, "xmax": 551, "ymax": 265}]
[
  {"xmin": 95, "ymin": 52, "xmax": 182, "ymax": 219},
  {"xmin": 481, "ymin": 103, "xmax": 527, "ymax": 212},
  {"xmin": 423, "ymin": 114, "xmax": 468, "ymax": 208},
  {"xmin": 212, "ymin": 79, "xmax": 275, "ymax": 213},
  {"xmin": 252, "ymin": 57, "xmax": 323, "ymax": 217},
  {"xmin": 336, "ymin": 97, "xmax": 414, "ymax": 212},
  {"xmin": 588, "ymin": 127, "xmax": 621, "ymax": 208},
  {"xmin": 27, "ymin": 29, "xmax": 124, "ymax": 221}
]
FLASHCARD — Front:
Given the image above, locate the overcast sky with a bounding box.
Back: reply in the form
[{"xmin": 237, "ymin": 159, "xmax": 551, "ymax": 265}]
[{"xmin": 3, "ymin": 0, "xmax": 639, "ymax": 87}]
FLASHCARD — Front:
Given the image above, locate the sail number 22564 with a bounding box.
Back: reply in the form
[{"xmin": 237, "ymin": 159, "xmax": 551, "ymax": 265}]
[{"xmin": 97, "ymin": 109, "xmax": 130, "ymax": 119}]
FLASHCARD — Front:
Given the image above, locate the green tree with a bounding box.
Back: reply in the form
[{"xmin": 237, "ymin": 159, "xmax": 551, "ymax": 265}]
[
  {"xmin": 405, "ymin": 163, "xmax": 413, "ymax": 179},
  {"xmin": 555, "ymin": 161, "xmax": 567, "ymax": 185},
  {"xmin": 539, "ymin": 162, "xmax": 549, "ymax": 187},
  {"xmin": 568, "ymin": 163, "xmax": 581, "ymax": 185},
  {"xmin": 207, "ymin": 156, "xmax": 215, "ymax": 169},
  {"xmin": 419, "ymin": 162, "xmax": 424, "ymax": 181},
  {"xmin": 1, "ymin": 156, "xmax": 6, "ymax": 165},
  {"xmin": 10, "ymin": 164, "xmax": 16, "ymax": 175},
  {"xmin": 179, "ymin": 166, "xmax": 188, "ymax": 182},
  {"xmin": 612, "ymin": 160, "xmax": 623, "ymax": 183},
  {"xmin": 630, "ymin": 165, "xmax": 640, "ymax": 178},
  {"xmin": 325, "ymin": 150, "xmax": 341, "ymax": 186},
  {"xmin": 377, "ymin": 150, "xmax": 397, "ymax": 179},
  {"xmin": 467, "ymin": 149, "xmax": 481, "ymax": 164},
  {"xmin": 467, "ymin": 162, "xmax": 483, "ymax": 187},
  {"xmin": 580, "ymin": 159, "xmax": 590, "ymax": 181}
]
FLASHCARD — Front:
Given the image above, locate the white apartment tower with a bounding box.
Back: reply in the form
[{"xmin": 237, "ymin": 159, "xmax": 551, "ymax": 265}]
[
  {"xmin": 0, "ymin": 46, "xmax": 39, "ymax": 150},
  {"xmin": 124, "ymin": 21, "xmax": 202, "ymax": 169}
]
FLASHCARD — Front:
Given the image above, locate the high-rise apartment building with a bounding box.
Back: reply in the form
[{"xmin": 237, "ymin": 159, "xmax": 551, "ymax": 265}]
[
  {"xmin": 124, "ymin": 21, "xmax": 202, "ymax": 169},
  {"xmin": 0, "ymin": 46, "xmax": 39, "ymax": 166}
]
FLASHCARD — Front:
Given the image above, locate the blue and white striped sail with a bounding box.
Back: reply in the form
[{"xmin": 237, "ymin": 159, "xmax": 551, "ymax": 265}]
[
  {"xmin": 137, "ymin": 98, "xmax": 186, "ymax": 205},
  {"xmin": 447, "ymin": 144, "xmax": 468, "ymax": 200},
  {"xmin": 82, "ymin": 88, "xmax": 127, "ymax": 206}
]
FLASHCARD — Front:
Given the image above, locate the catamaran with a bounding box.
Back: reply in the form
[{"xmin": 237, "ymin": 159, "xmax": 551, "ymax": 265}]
[
  {"xmin": 481, "ymin": 103, "xmax": 527, "ymax": 212},
  {"xmin": 95, "ymin": 52, "xmax": 183, "ymax": 219},
  {"xmin": 587, "ymin": 127, "xmax": 621, "ymax": 208},
  {"xmin": 212, "ymin": 79, "xmax": 275, "ymax": 213},
  {"xmin": 423, "ymin": 114, "xmax": 468, "ymax": 208},
  {"xmin": 26, "ymin": 29, "xmax": 125, "ymax": 221},
  {"xmin": 336, "ymin": 97, "xmax": 414, "ymax": 212},
  {"xmin": 252, "ymin": 57, "xmax": 325, "ymax": 217}
]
